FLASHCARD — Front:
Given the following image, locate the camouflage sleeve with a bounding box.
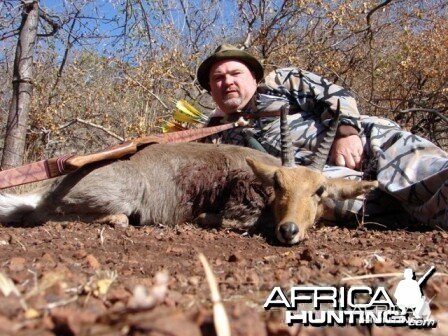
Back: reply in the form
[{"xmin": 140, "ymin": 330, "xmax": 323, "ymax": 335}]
[{"xmin": 263, "ymin": 68, "xmax": 361, "ymax": 131}]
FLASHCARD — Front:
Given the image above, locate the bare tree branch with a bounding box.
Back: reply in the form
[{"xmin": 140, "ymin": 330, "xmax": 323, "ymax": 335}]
[
  {"xmin": 59, "ymin": 118, "xmax": 124, "ymax": 141},
  {"xmin": 37, "ymin": 6, "xmax": 61, "ymax": 37},
  {"xmin": 136, "ymin": 0, "xmax": 153, "ymax": 49},
  {"xmin": 398, "ymin": 108, "xmax": 448, "ymax": 123}
]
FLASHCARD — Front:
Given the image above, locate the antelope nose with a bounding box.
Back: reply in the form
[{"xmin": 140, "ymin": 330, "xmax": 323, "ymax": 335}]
[{"xmin": 279, "ymin": 222, "xmax": 299, "ymax": 242}]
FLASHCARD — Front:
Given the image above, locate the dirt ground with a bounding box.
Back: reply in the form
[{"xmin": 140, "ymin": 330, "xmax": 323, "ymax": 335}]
[{"xmin": 0, "ymin": 219, "xmax": 447, "ymax": 336}]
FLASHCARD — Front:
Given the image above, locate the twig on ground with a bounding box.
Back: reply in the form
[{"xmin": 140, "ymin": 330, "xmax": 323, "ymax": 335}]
[
  {"xmin": 42, "ymin": 227, "xmax": 53, "ymax": 238},
  {"xmin": 0, "ymin": 271, "xmax": 21, "ymax": 297},
  {"xmin": 361, "ymin": 221, "xmax": 388, "ymax": 229},
  {"xmin": 100, "ymin": 226, "xmax": 106, "ymax": 246},
  {"xmin": 10, "ymin": 234, "xmax": 27, "ymax": 251},
  {"xmin": 41, "ymin": 295, "xmax": 79, "ymax": 310},
  {"xmin": 198, "ymin": 253, "xmax": 231, "ymax": 336},
  {"xmin": 341, "ymin": 271, "xmax": 448, "ymax": 283},
  {"xmin": 435, "ymin": 225, "xmax": 446, "ymax": 232},
  {"xmin": 121, "ymin": 234, "xmax": 134, "ymax": 244},
  {"xmin": 0, "ymin": 271, "xmax": 29, "ymax": 310}
]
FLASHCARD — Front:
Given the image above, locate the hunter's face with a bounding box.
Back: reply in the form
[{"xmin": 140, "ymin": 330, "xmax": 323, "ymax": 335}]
[{"xmin": 209, "ymin": 60, "xmax": 257, "ymax": 114}]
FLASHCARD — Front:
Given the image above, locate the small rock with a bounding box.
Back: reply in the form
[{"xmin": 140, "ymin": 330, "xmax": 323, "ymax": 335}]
[
  {"xmin": 328, "ymin": 266, "xmax": 340, "ymax": 276},
  {"xmin": 41, "ymin": 314, "xmax": 55, "ymax": 330},
  {"xmin": 371, "ymin": 259, "xmax": 397, "ymax": 274},
  {"xmin": 0, "ymin": 234, "xmax": 10, "ymax": 246},
  {"xmin": 267, "ymin": 320, "xmax": 299, "ymax": 336},
  {"xmin": 51, "ymin": 307, "xmax": 98, "ymax": 335},
  {"xmin": 85, "ymin": 254, "xmax": 101, "ymax": 270},
  {"xmin": 274, "ymin": 270, "xmax": 290, "ymax": 283},
  {"xmin": 402, "ymin": 259, "xmax": 419, "ymax": 270},
  {"xmin": 0, "ymin": 296, "xmax": 22, "ymax": 319},
  {"xmin": 347, "ymin": 257, "xmax": 364, "ymax": 268},
  {"xmin": 246, "ymin": 272, "xmax": 260, "ymax": 287},
  {"xmin": 130, "ymin": 308, "xmax": 201, "ymax": 335},
  {"xmin": 166, "ymin": 290, "xmax": 183, "ymax": 307},
  {"xmin": 0, "ymin": 315, "xmax": 17, "ymax": 334},
  {"xmin": 334, "ymin": 256, "xmax": 344, "ymax": 266},
  {"xmin": 297, "ymin": 266, "xmax": 312, "ymax": 282},
  {"xmin": 228, "ymin": 253, "xmax": 240, "ymax": 262},
  {"xmin": 299, "ymin": 247, "xmax": 314, "ymax": 262},
  {"xmin": 174, "ymin": 274, "xmax": 188, "ymax": 287},
  {"xmin": 41, "ymin": 252, "xmax": 56, "ymax": 264},
  {"xmin": 166, "ymin": 246, "xmax": 184, "ymax": 254},
  {"xmin": 229, "ymin": 303, "xmax": 268, "ymax": 336},
  {"xmin": 443, "ymin": 246, "xmax": 448, "ymax": 254},
  {"xmin": 24, "ymin": 308, "xmax": 40, "ymax": 319},
  {"xmin": 107, "ymin": 287, "xmax": 131, "ymax": 304},
  {"xmin": 9, "ymin": 257, "xmax": 26, "ymax": 272},
  {"xmin": 225, "ymin": 276, "xmax": 237, "ymax": 289},
  {"xmin": 127, "ymin": 285, "xmax": 155, "ymax": 310},
  {"xmin": 73, "ymin": 250, "xmax": 87, "ymax": 260},
  {"xmin": 188, "ymin": 276, "xmax": 200, "ymax": 286}
]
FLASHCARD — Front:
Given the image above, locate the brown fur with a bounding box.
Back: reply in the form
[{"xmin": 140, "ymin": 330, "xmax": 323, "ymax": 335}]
[
  {"xmin": 0, "ymin": 142, "xmax": 378, "ymax": 244},
  {"xmin": 246, "ymin": 158, "xmax": 378, "ymax": 244}
]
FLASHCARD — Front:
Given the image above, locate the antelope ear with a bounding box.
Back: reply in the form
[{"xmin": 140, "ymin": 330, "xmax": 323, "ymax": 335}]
[
  {"xmin": 246, "ymin": 158, "xmax": 278, "ymax": 186},
  {"xmin": 324, "ymin": 179, "xmax": 379, "ymax": 200}
]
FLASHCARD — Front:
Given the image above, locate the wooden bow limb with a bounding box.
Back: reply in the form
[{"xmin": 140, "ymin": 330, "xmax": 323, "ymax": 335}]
[{"xmin": 0, "ymin": 122, "xmax": 237, "ymax": 189}]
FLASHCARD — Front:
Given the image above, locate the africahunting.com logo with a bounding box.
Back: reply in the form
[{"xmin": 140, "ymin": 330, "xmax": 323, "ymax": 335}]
[{"xmin": 264, "ymin": 266, "xmax": 437, "ymax": 328}]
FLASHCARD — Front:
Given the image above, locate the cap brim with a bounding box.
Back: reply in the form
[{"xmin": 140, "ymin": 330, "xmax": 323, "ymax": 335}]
[{"xmin": 197, "ymin": 51, "xmax": 263, "ymax": 91}]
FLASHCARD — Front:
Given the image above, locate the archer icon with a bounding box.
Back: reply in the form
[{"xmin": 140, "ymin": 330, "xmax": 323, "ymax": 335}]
[{"xmin": 394, "ymin": 266, "xmax": 435, "ymax": 319}]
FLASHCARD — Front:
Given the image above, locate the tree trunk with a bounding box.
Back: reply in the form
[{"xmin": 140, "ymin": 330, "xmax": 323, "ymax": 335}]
[{"xmin": 1, "ymin": 0, "xmax": 39, "ymax": 170}]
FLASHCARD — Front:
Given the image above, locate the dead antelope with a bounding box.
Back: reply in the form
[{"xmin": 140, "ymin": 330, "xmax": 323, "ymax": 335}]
[
  {"xmin": 246, "ymin": 105, "xmax": 378, "ymax": 244},
  {"xmin": 0, "ymin": 108, "xmax": 377, "ymax": 244}
]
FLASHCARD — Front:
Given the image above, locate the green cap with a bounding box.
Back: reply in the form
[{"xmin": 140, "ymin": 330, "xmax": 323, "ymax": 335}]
[{"xmin": 197, "ymin": 44, "xmax": 264, "ymax": 91}]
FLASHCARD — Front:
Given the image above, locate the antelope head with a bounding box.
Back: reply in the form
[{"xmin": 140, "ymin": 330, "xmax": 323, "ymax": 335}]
[{"xmin": 247, "ymin": 102, "xmax": 378, "ymax": 245}]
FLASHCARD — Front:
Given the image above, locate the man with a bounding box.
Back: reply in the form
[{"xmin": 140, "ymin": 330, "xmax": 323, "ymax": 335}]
[{"xmin": 197, "ymin": 44, "xmax": 448, "ymax": 226}]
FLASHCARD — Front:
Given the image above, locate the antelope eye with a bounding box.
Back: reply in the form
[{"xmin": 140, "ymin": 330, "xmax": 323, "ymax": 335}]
[{"xmin": 315, "ymin": 185, "xmax": 325, "ymax": 197}]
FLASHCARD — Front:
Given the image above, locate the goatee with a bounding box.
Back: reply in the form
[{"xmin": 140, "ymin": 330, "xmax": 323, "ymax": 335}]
[{"xmin": 222, "ymin": 97, "xmax": 243, "ymax": 111}]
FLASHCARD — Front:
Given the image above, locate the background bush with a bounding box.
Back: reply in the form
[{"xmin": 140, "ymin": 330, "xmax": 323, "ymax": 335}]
[{"xmin": 1, "ymin": 0, "xmax": 446, "ymax": 163}]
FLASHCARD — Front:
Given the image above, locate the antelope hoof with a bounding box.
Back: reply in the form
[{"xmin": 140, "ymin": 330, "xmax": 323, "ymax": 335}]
[
  {"xmin": 277, "ymin": 222, "xmax": 300, "ymax": 245},
  {"xmin": 194, "ymin": 213, "xmax": 223, "ymax": 228},
  {"xmin": 97, "ymin": 214, "xmax": 129, "ymax": 229}
]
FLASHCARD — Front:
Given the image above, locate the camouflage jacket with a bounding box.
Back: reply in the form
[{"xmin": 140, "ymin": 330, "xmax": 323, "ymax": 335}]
[{"xmin": 207, "ymin": 67, "xmax": 361, "ymax": 145}]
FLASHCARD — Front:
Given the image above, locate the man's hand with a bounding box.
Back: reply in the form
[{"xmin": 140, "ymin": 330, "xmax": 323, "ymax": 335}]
[{"xmin": 329, "ymin": 134, "xmax": 364, "ymax": 170}]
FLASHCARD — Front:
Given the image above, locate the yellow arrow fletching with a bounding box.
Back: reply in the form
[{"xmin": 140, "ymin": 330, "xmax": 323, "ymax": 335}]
[
  {"xmin": 173, "ymin": 109, "xmax": 200, "ymax": 123},
  {"xmin": 175, "ymin": 100, "xmax": 208, "ymax": 124},
  {"xmin": 162, "ymin": 120, "xmax": 187, "ymax": 133},
  {"xmin": 177, "ymin": 100, "xmax": 201, "ymax": 116}
]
